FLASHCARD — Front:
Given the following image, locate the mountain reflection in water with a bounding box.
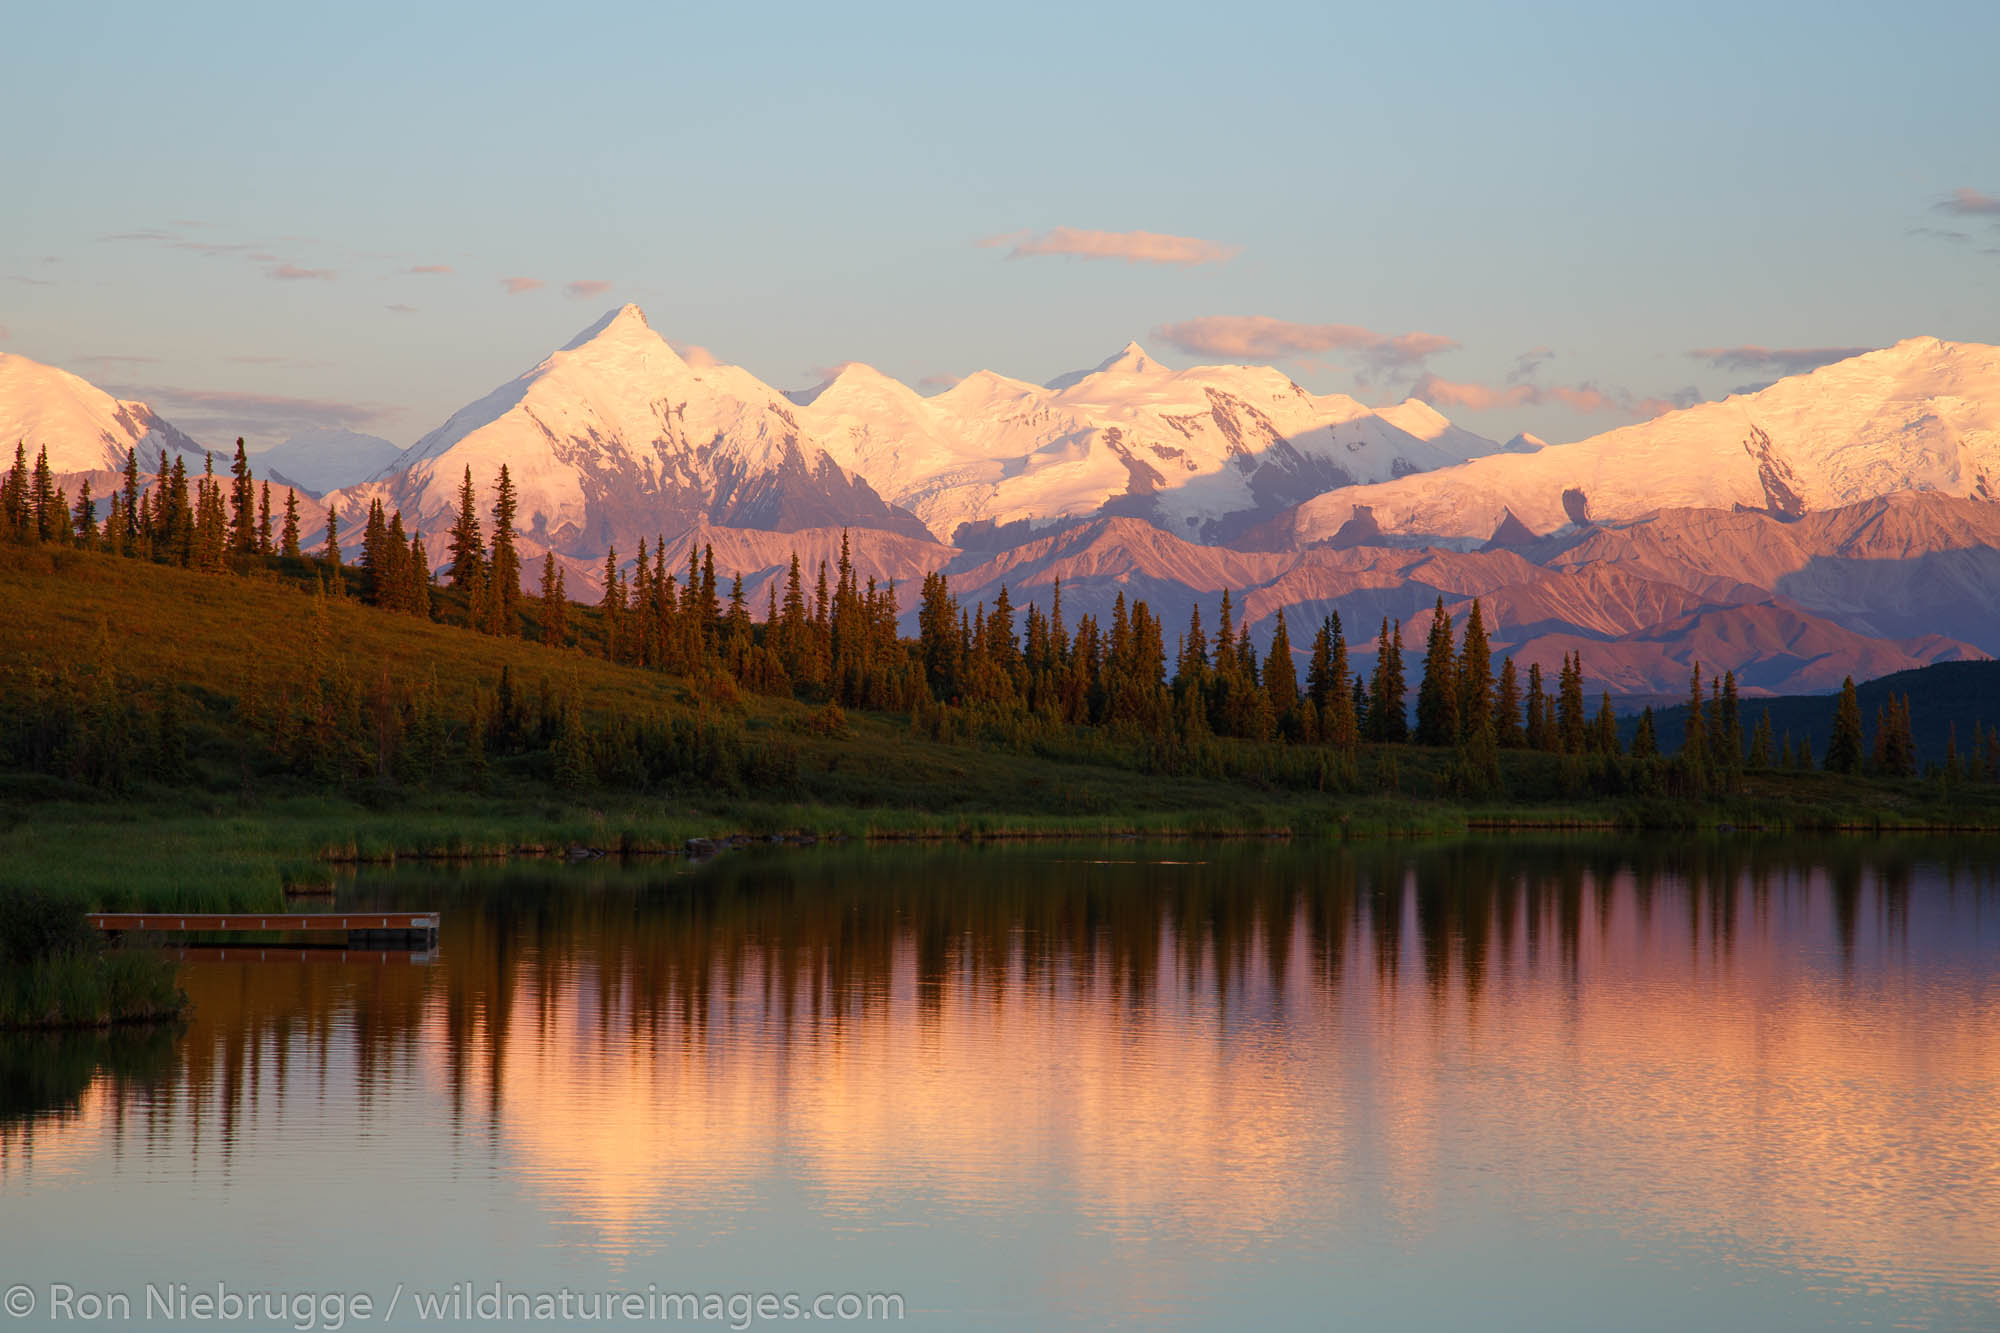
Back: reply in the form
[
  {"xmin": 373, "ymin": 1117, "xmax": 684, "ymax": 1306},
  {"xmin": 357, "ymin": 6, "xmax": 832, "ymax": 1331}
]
[{"xmin": 3, "ymin": 839, "xmax": 1996, "ymax": 1331}]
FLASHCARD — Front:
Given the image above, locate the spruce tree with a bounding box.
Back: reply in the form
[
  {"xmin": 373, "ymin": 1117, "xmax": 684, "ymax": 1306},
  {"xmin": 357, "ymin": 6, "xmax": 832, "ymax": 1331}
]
[
  {"xmin": 323, "ymin": 501, "xmax": 341, "ymax": 568},
  {"xmin": 1368, "ymin": 618, "xmax": 1407, "ymax": 743},
  {"xmin": 1825, "ymin": 675, "xmax": 1863, "ymax": 775},
  {"xmin": 1748, "ymin": 708, "xmax": 1775, "ymax": 769},
  {"xmin": 1632, "ymin": 706, "xmax": 1658, "ymax": 759},
  {"xmin": 1494, "ymin": 656, "xmax": 1524, "ymax": 748},
  {"xmin": 447, "ymin": 466, "xmax": 487, "ymax": 589},
  {"xmin": 31, "ymin": 445, "xmax": 59, "ymax": 541},
  {"xmin": 1177, "ymin": 604, "xmax": 1210, "ymax": 697},
  {"xmin": 228, "ymin": 437, "xmax": 256, "ymax": 553},
  {"xmin": 72, "ymin": 479, "xmax": 96, "ymax": 544},
  {"xmin": 257, "ymin": 481, "xmax": 273, "ymax": 555},
  {"xmin": 1874, "ymin": 692, "xmax": 1916, "ymax": 776},
  {"xmin": 104, "ymin": 493, "xmax": 126, "ymax": 554},
  {"xmin": 2, "ymin": 443, "xmax": 30, "ymax": 539},
  {"xmin": 601, "ymin": 546, "xmax": 624, "ymax": 660},
  {"xmin": 1414, "ymin": 596, "xmax": 1459, "ymax": 746},
  {"xmin": 409, "ymin": 535, "xmax": 432, "ymax": 618},
  {"xmin": 1557, "ymin": 652, "xmax": 1587, "ymax": 753},
  {"xmin": 1681, "ymin": 663, "xmax": 1708, "ymax": 771},
  {"xmin": 486, "ymin": 463, "xmax": 520, "ymax": 635},
  {"xmin": 280, "ymin": 488, "xmax": 302, "ymax": 558},
  {"xmin": 539, "ymin": 551, "xmax": 569, "ymax": 647},
  {"xmin": 1458, "ymin": 599, "xmax": 1492, "ymax": 741},
  {"xmin": 121, "ymin": 447, "xmax": 142, "ymax": 550},
  {"xmin": 193, "ymin": 454, "xmax": 226, "ymax": 570},
  {"xmin": 1264, "ymin": 609, "xmax": 1298, "ymax": 728},
  {"xmin": 1719, "ymin": 670, "xmax": 1743, "ymax": 770},
  {"xmin": 1592, "ymin": 693, "xmax": 1618, "ymax": 755}
]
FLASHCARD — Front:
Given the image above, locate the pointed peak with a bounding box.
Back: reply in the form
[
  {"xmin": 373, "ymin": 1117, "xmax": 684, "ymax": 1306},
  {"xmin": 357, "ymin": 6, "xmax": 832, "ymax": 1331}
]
[
  {"xmin": 559, "ymin": 303, "xmax": 655, "ymax": 352},
  {"xmin": 1482, "ymin": 508, "xmax": 1542, "ymax": 550},
  {"xmin": 787, "ymin": 361, "xmax": 905, "ymax": 408},
  {"xmin": 1045, "ymin": 341, "xmax": 1167, "ymax": 392},
  {"xmin": 1105, "ymin": 340, "xmax": 1153, "ymax": 369},
  {"xmin": 1503, "ymin": 432, "xmax": 1547, "ymax": 453}
]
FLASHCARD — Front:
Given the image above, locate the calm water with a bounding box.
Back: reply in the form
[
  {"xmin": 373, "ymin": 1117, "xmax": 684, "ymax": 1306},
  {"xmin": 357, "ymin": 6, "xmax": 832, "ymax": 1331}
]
[{"xmin": 3, "ymin": 840, "xmax": 1999, "ymax": 1331}]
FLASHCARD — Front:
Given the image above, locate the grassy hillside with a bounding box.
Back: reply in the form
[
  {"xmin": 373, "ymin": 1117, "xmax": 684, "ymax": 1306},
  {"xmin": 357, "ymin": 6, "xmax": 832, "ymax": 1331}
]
[{"xmin": 3, "ymin": 544, "xmax": 1999, "ymax": 912}]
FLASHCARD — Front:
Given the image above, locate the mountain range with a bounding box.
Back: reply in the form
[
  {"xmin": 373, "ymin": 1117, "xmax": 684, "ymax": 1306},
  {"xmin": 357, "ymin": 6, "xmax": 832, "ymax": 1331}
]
[{"xmin": 8, "ymin": 306, "xmax": 1999, "ymax": 701}]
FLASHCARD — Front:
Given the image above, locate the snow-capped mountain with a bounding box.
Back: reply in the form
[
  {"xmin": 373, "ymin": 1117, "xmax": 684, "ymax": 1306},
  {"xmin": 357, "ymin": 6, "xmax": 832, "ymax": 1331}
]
[
  {"xmin": 1276, "ymin": 338, "xmax": 2000, "ymax": 546},
  {"xmin": 357, "ymin": 305, "xmax": 931, "ymax": 560},
  {"xmin": 793, "ymin": 342, "xmax": 1498, "ymax": 543},
  {"xmin": 0, "ymin": 352, "xmax": 205, "ymax": 475},
  {"xmin": 252, "ymin": 429, "xmax": 401, "ymax": 496}
]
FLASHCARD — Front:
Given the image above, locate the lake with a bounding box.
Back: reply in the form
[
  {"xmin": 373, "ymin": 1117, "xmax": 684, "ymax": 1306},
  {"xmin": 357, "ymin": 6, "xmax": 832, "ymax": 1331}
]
[{"xmin": 3, "ymin": 839, "xmax": 1998, "ymax": 1331}]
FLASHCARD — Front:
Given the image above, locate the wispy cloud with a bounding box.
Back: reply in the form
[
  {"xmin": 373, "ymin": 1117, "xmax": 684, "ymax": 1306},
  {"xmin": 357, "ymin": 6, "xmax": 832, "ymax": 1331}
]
[
  {"xmin": 1909, "ymin": 226, "xmax": 1971, "ymax": 244},
  {"xmin": 670, "ymin": 341, "xmax": 719, "ymax": 368},
  {"xmin": 73, "ymin": 353, "xmax": 161, "ymax": 368},
  {"xmin": 108, "ymin": 382, "xmax": 398, "ymax": 443},
  {"xmin": 269, "ymin": 264, "xmax": 336, "ymax": 281},
  {"xmin": 979, "ymin": 227, "xmax": 1239, "ymax": 266},
  {"xmin": 0, "ymin": 325, "xmax": 9, "ymax": 341},
  {"xmin": 1688, "ymin": 345, "xmax": 1871, "ymax": 375},
  {"xmin": 386, "ymin": 303, "xmax": 418, "ymax": 314},
  {"xmin": 100, "ymin": 227, "xmax": 271, "ymax": 259},
  {"xmin": 1413, "ymin": 374, "xmax": 1692, "ymax": 421},
  {"xmin": 500, "ymin": 277, "xmax": 543, "ymax": 294},
  {"xmin": 1506, "ymin": 345, "xmax": 1554, "ymax": 384},
  {"xmin": 407, "ymin": 264, "xmax": 452, "ymax": 275},
  {"xmin": 565, "ymin": 279, "xmax": 612, "ymax": 299},
  {"xmin": 226, "ymin": 354, "xmax": 329, "ymax": 368},
  {"xmin": 8, "ymin": 275, "xmax": 56, "ymax": 287},
  {"xmin": 1934, "ymin": 186, "xmax": 2000, "ymax": 216},
  {"xmin": 174, "ymin": 239, "xmax": 260, "ymax": 257},
  {"xmin": 1153, "ymin": 316, "xmax": 1456, "ymax": 378},
  {"xmin": 919, "ymin": 372, "xmax": 962, "ymax": 391}
]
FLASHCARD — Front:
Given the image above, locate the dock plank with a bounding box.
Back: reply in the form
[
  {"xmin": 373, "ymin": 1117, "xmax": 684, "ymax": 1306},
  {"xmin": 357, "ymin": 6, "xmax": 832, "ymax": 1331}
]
[{"xmin": 88, "ymin": 912, "xmax": 439, "ymax": 934}]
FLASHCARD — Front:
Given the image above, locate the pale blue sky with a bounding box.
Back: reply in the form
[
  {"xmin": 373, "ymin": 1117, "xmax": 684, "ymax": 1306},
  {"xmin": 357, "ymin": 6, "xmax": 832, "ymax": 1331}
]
[{"xmin": 5, "ymin": 0, "xmax": 1997, "ymax": 449}]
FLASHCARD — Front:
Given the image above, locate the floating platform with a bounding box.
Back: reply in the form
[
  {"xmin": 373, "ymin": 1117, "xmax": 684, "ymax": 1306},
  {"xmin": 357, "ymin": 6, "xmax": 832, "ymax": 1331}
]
[
  {"xmin": 88, "ymin": 912, "xmax": 440, "ymax": 949},
  {"xmin": 169, "ymin": 945, "xmax": 436, "ymax": 966}
]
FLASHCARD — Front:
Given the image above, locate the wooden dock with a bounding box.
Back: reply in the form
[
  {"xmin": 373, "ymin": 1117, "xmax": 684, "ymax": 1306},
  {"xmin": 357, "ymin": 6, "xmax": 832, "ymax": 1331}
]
[
  {"xmin": 169, "ymin": 946, "xmax": 436, "ymax": 966},
  {"xmin": 88, "ymin": 912, "xmax": 440, "ymax": 948}
]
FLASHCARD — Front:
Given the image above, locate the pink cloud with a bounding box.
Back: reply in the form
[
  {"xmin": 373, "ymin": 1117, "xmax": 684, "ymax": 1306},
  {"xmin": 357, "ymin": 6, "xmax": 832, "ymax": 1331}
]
[
  {"xmin": 387, "ymin": 303, "xmax": 418, "ymax": 314},
  {"xmin": 1412, "ymin": 374, "xmax": 1688, "ymax": 421},
  {"xmin": 565, "ymin": 280, "xmax": 612, "ymax": 299},
  {"xmin": 408, "ymin": 264, "xmax": 452, "ymax": 274},
  {"xmin": 919, "ymin": 372, "xmax": 963, "ymax": 391},
  {"xmin": 1935, "ymin": 186, "xmax": 2000, "ymax": 216},
  {"xmin": 979, "ymin": 227, "xmax": 1239, "ymax": 266},
  {"xmin": 1410, "ymin": 377, "xmax": 1537, "ymax": 412},
  {"xmin": 670, "ymin": 341, "xmax": 719, "ymax": 368},
  {"xmin": 1154, "ymin": 316, "xmax": 1456, "ymax": 375},
  {"xmin": 269, "ymin": 264, "xmax": 335, "ymax": 281},
  {"xmin": 500, "ymin": 277, "xmax": 544, "ymax": 294}
]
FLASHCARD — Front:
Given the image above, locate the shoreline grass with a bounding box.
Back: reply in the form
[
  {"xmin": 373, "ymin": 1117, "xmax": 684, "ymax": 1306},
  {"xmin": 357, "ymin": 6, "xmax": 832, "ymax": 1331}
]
[{"xmin": 2, "ymin": 786, "xmax": 1996, "ymax": 916}]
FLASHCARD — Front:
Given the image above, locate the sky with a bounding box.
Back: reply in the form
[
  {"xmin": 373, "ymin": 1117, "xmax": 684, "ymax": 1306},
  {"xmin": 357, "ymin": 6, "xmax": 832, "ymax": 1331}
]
[{"xmin": 4, "ymin": 0, "xmax": 1999, "ymax": 451}]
